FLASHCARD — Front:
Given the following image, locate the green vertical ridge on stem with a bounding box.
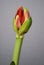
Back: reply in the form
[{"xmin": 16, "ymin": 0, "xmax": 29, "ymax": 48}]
[{"xmin": 11, "ymin": 35, "xmax": 24, "ymax": 65}]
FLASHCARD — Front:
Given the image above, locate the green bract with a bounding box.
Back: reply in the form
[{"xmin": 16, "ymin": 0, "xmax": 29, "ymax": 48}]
[{"xmin": 19, "ymin": 17, "xmax": 32, "ymax": 35}]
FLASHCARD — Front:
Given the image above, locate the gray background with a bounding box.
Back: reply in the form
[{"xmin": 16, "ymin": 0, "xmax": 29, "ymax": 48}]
[{"xmin": 0, "ymin": 0, "xmax": 44, "ymax": 65}]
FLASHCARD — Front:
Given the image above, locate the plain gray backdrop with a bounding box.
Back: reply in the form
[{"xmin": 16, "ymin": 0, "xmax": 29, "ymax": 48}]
[{"xmin": 0, "ymin": 0, "xmax": 44, "ymax": 65}]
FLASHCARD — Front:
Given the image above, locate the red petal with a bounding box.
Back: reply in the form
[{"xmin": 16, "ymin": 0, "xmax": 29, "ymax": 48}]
[
  {"xmin": 16, "ymin": 16, "xmax": 21, "ymax": 29},
  {"xmin": 15, "ymin": 6, "xmax": 25, "ymax": 25}
]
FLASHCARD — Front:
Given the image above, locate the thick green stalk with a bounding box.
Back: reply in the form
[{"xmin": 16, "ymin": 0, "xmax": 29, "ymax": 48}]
[{"xmin": 10, "ymin": 35, "xmax": 24, "ymax": 65}]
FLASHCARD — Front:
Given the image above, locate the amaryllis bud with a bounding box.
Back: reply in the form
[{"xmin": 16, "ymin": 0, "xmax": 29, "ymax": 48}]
[
  {"xmin": 11, "ymin": 6, "xmax": 32, "ymax": 65},
  {"xmin": 13, "ymin": 6, "xmax": 32, "ymax": 35}
]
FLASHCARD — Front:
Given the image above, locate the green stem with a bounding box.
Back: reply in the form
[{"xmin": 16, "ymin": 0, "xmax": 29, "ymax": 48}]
[{"xmin": 10, "ymin": 35, "xmax": 24, "ymax": 65}]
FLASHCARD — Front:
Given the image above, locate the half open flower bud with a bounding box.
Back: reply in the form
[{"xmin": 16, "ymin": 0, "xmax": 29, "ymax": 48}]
[{"xmin": 13, "ymin": 6, "xmax": 32, "ymax": 35}]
